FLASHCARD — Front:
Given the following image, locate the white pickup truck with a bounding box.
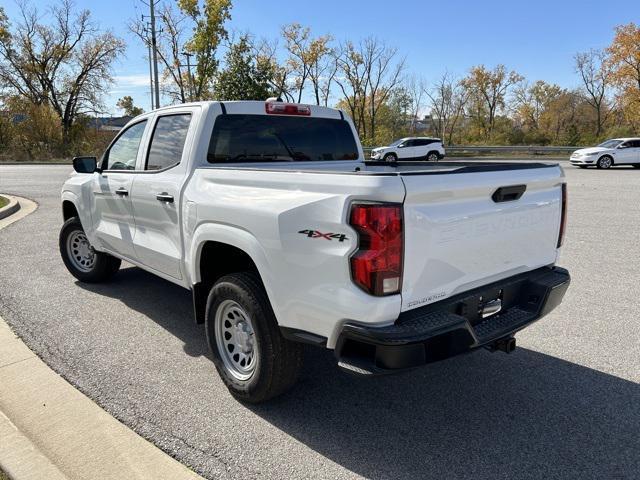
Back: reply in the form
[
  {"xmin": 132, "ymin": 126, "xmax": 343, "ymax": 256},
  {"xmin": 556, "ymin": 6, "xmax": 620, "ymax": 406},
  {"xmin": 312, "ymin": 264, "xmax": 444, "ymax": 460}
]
[{"xmin": 60, "ymin": 100, "xmax": 570, "ymax": 402}]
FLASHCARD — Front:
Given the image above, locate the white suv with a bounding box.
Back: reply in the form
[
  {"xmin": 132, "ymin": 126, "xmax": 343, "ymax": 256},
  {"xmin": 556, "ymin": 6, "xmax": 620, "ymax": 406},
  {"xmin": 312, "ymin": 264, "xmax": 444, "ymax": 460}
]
[
  {"xmin": 570, "ymin": 138, "xmax": 640, "ymax": 169},
  {"xmin": 371, "ymin": 137, "xmax": 445, "ymax": 162}
]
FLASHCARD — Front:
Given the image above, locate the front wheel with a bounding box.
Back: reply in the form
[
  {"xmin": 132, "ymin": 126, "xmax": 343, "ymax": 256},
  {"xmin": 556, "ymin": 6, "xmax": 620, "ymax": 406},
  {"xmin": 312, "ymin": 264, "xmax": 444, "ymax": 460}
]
[
  {"xmin": 597, "ymin": 156, "xmax": 613, "ymax": 169},
  {"xmin": 205, "ymin": 272, "xmax": 303, "ymax": 403},
  {"xmin": 59, "ymin": 217, "xmax": 121, "ymax": 282},
  {"xmin": 383, "ymin": 152, "xmax": 397, "ymax": 162}
]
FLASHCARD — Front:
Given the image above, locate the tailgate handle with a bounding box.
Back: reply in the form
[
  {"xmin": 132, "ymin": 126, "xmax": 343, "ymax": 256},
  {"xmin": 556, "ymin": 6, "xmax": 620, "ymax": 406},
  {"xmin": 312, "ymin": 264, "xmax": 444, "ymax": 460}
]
[{"xmin": 492, "ymin": 185, "xmax": 526, "ymax": 203}]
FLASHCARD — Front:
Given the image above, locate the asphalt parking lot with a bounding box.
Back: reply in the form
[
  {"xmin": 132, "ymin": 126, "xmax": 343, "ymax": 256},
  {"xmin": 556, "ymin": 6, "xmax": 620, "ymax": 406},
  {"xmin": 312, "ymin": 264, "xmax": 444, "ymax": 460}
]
[{"xmin": 0, "ymin": 161, "xmax": 639, "ymax": 480}]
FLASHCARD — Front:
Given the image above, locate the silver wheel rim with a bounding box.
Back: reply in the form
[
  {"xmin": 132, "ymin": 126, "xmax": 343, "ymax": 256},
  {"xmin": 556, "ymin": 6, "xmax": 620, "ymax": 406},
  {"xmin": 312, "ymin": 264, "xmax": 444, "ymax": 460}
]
[
  {"xmin": 215, "ymin": 300, "xmax": 257, "ymax": 381},
  {"xmin": 66, "ymin": 230, "xmax": 96, "ymax": 272},
  {"xmin": 600, "ymin": 157, "xmax": 611, "ymax": 168},
  {"xmin": 428, "ymin": 153, "xmax": 438, "ymax": 161}
]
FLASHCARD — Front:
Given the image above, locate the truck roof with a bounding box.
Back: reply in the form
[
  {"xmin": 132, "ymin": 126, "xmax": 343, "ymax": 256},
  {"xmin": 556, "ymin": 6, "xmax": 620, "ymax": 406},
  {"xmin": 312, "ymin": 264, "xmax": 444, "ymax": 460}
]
[{"xmin": 149, "ymin": 100, "xmax": 345, "ymax": 120}]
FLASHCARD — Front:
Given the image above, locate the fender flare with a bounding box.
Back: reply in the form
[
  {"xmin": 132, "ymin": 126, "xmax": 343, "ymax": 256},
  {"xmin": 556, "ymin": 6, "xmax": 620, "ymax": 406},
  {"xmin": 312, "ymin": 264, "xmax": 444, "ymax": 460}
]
[
  {"xmin": 187, "ymin": 223, "xmax": 282, "ymax": 321},
  {"xmin": 61, "ymin": 191, "xmax": 79, "ymax": 213}
]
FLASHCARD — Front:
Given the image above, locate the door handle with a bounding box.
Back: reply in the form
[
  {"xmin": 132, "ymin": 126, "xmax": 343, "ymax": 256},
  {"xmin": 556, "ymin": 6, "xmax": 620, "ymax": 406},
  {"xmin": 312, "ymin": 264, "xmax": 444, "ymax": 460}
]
[
  {"xmin": 115, "ymin": 188, "xmax": 128, "ymax": 196},
  {"xmin": 156, "ymin": 193, "xmax": 174, "ymax": 203}
]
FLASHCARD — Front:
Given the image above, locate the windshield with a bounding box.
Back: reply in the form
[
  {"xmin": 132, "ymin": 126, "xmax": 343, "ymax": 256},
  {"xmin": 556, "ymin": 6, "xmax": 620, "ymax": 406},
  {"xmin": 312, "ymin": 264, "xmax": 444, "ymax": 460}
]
[
  {"xmin": 207, "ymin": 114, "xmax": 359, "ymax": 163},
  {"xmin": 597, "ymin": 139, "xmax": 623, "ymax": 148}
]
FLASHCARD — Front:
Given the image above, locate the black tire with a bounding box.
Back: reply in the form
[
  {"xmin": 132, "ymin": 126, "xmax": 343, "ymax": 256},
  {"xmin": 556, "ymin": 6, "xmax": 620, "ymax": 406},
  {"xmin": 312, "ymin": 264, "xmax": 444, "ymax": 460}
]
[
  {"xmin": 426, "ymin": 151, "xmax": 440, "ymax": 162},
  {"xmin": 596, "ymin": 155, "xmax": 613, "ymax": 169},
  {"xmin": 205, "ymin": 272, "xmax": 303, "ymax": 403},
  {"xmin": 59, "ymin": 217, "xmax": 121, "ymax": 283},
  {"xmin": 383, "ymin": 152, "xmax": 397, "ymax": 162}
]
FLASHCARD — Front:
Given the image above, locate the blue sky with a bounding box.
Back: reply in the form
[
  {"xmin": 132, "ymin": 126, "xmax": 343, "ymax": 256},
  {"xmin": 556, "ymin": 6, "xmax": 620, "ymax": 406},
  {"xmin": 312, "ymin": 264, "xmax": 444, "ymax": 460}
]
[{"xmin": 3, "ymin": 0, "xmax": 638, "ymax": 114}]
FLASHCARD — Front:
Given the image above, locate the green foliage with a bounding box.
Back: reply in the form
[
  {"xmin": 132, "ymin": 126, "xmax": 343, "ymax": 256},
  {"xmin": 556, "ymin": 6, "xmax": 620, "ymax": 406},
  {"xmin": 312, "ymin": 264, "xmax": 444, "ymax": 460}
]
[
  {"xmin": 178, "ymin": 0, "xmax": 232, "ymax": 99},
  {"xmin": 116, "ymin": 96, "xmax": 144, "ymax": 117},
  {"xmin": 213, "ymin": 36, "xmax": 274, "ymax": 100}
]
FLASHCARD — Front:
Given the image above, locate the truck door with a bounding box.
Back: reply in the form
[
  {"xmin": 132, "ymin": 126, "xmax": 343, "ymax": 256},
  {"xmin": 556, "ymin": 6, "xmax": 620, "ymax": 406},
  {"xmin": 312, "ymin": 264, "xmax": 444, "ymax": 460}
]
[
  {"xmin": 129, "ymin": 111, "xmax": 195, "ymax": 280},
  {"xmin": 92, "ymin": 120, "xmax": 148, "ymax": 259}
]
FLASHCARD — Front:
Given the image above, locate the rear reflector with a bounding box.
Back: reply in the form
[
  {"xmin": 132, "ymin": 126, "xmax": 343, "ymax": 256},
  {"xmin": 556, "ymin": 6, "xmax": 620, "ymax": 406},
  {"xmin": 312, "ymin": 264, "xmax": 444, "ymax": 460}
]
[
  {"xmin": 557, "ymin": 183, "xmax": 567, "ymax": 248},
  {"xmin": 349, "ymin": 204, "xmax": 403, "ymax": 296},
  {"xmin": 265, "ymin": 102, "xmax": 311, "ymax": 116}
]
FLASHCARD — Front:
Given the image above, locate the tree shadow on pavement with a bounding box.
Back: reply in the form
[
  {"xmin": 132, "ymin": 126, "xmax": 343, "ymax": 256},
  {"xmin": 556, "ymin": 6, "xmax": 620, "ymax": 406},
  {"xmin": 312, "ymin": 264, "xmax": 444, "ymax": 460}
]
[{"xmin": 79, "ymin": 265, "xmax": 640, "ymax": 480}]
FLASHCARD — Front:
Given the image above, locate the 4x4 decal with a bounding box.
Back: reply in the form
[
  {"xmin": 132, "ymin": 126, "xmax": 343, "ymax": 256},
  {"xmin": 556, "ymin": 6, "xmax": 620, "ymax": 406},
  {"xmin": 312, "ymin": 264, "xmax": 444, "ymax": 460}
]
[{"xmin": 298, "ymin": 229, "xmax": 348, "ymax": 242}]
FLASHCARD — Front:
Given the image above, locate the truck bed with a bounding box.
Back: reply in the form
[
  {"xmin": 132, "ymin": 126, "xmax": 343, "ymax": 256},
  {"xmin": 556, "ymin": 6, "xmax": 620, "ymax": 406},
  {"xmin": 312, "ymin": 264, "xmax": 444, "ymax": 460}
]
[{"xmin": 198, "ymin": 160, "xmax": 558, "ymax": 176}]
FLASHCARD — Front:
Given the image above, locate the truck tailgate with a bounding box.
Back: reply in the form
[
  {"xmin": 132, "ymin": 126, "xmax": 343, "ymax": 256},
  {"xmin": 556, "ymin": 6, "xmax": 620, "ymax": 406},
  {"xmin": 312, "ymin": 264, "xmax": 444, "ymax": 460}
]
[{"xmin": 400, "ymin": 164, "xmax": 564, "ymax": 312}]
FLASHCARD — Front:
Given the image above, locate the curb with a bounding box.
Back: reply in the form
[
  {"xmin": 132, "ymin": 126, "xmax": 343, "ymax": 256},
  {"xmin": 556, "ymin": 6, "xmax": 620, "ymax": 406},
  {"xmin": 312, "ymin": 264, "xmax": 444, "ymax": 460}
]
[
  {"xmin": 0, "ymin": 198, "xmax": 203, "ymax": 480},
  {"xmin": 0, "ymin": 195, "xmax": 20, "ymax": 220}
]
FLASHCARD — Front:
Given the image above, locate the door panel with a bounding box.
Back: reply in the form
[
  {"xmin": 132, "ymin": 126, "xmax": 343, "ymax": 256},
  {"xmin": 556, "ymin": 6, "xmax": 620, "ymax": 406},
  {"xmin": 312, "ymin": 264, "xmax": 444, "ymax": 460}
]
[
  {"xmin": 615, "ymin": 142, "xmax": 637, "ymax": 163},
  {"xmin": 92, "ymin": 120, "xmax": 148, "ymax": 258},
  {"xmin": 628, "ymin": 140, "xmax": 640, "ymax": 163},
  {"xmin": 130, "ymin": 113, "xmax": 193, "ymax": 279},
  {"xmin": 397, "ymin": 140, "xmax": 415, "ymax": 159}
]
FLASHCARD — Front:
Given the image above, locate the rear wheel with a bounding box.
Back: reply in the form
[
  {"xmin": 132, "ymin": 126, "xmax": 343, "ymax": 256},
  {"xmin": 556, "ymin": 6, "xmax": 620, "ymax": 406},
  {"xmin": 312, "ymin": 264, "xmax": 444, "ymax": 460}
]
[
  {"xmin": 59, "ymin": 217, "xmax": 121, "ymax": 282},
  {"xmin": 383, "ymin": 152, "xmax": 397, "ymax": 162},
  {"xmin": 597, "ymin": 155, "xmax": 613, "ymax": 169},
  {"xmin": 205, "ymin": 272, "xmax": 303, "ymax": 403},
  {"xmin": 426, "ymin": 151, "xmax": 439, "ymax": 162}
]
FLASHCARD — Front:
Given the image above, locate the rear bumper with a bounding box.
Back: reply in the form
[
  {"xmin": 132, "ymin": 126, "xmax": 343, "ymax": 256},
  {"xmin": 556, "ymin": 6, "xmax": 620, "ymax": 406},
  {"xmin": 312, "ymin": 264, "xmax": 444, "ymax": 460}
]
[{"xmin": 335, "ymin": 266, "xmax": 570, "ymax": 375}]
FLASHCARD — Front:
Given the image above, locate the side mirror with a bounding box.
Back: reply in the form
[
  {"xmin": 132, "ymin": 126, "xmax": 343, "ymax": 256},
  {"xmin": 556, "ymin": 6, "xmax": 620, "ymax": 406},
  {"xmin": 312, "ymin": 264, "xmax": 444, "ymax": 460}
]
[
  {"xmin": 398, "ymin": 143, "xmax": 405, "ymax": 148},
  {"xmin": 73, "ymin": 156, "xmax": 98, "ymax": 174}
]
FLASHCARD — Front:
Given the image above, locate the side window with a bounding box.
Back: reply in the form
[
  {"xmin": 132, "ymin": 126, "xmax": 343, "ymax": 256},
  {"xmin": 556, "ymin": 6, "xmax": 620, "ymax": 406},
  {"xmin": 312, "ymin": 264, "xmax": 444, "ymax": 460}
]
[
  {"xmin": 146, "ymin": 114, "xmax": 192, "ymax": 171},
  {"xmin": 403, "ymin": 140, "xmax": 414, "ymax": 147},
  {"xmin": 104, "ymin": 121, "xmax": 147, "ymax": 171},
  {"xmin": 631, "ymin": 140, "xmax": 640, "ymax": 148},
  {"xmin": 619, "ymin": 142, "xmax": 631, "ymax": 149}
]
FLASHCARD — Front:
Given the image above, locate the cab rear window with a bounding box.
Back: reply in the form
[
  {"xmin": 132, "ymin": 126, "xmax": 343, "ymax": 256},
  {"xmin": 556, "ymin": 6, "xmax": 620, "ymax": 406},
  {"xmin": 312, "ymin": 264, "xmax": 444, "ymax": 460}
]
[{"xmin": 207, "ymin": 114, "xmax": 359, "ymax": 163}]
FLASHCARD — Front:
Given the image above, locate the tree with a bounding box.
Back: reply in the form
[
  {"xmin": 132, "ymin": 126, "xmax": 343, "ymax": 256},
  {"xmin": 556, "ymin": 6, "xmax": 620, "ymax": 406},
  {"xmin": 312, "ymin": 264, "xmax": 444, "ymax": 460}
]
[
  {"xmin": 512, "ymin": 80, "xmax": 562, "ymax": 133},
  {"xmin": 461, "ymin": 65, "xmax": 522, "ymax": 139},
  {"xmin": 575, "ymin": 49, "xmax": 612, "ymax": 137},
  {"xmin": 607, "ymin": 23, "xmax": 640, "ymax": 127},
  {"xmin": 179, "ymin": 0, "xmax": 232, "ymax": 100},
  {"xmin": 425, "ymin": 72, "xmax": 469, "ymax": 145},
  {"xmin": 116, "ymin": 96, "xmax": 144, "ymax": 116},
  {"xmin": 131, "ymin": 0, "xmax": 231, "ymax": 103},
  {"xmin": 307, "ymin": 34, "xmax": 335, "ymax": 106},
  {"xmin": 282, "ymin": 23, "xmax": 313, "ymax": 103},
  {"xmin": 214, "ymin": 35, "xmax": 274, "ymax": 100},
  {"xmin": 334, "ymin": 38, "xmax": 404, "ymax": 144},
  {"xmin": 0, "ymin": 0, "xmax": 125, "ymax": 146}
]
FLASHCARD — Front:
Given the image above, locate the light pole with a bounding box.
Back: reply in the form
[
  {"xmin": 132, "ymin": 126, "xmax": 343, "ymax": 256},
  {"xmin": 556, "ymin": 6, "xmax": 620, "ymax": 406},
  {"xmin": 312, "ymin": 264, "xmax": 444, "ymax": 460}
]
[
  {"xmin": 148, "ymin": 0, "xmax": 161, "ymax": 108},
  {"xmin": 183, "ymin": 51, "xmax": 194, "ymax": 102},
  {"xmin": 144, "ymin": 21, "xmax": 154, "ymax": 110}
]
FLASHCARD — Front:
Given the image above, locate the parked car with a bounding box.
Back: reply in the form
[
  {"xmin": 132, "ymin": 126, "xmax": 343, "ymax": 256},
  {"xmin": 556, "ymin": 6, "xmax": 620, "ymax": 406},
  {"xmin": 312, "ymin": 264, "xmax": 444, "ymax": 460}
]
[
  {"xmin": 570, "ymin": 138, "xmax": 640, "ymax": 169},
  {"xmin": 60, "ymin": 100, "xmax": 570, "ymax": 403},
  {"xmin": 370, "ymin": 137, "xmax": 445, "ymax": 162}
]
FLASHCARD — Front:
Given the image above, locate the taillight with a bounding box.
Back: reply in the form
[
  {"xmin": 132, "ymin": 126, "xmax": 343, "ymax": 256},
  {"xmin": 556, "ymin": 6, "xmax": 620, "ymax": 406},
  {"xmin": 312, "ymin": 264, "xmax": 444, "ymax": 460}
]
[
  {"xmin": 557, "ymin": 183, "xmax": 567, "ymax": 247},
  {"xmin": 265, "ymin": 102, "xmax": 311, "ymax": 116},
  {"xmin": 349, "ymin": 204, "xmax": 403, "ymax": 296}
]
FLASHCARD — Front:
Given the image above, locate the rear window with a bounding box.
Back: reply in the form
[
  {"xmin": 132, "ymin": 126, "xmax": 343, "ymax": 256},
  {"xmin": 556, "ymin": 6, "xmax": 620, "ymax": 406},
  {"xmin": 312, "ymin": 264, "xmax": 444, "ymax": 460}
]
[{"xmin": 207, "ymin": 114, "xmax": 359, "ymax": 163}]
